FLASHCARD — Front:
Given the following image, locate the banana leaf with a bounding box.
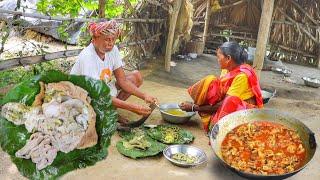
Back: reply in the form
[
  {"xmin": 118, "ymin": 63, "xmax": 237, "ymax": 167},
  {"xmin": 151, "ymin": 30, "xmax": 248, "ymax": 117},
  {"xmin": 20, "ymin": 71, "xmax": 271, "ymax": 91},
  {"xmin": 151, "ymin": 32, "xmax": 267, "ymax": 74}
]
[
  {"xmin": 116, "ymin": 128, "xmax": 166, "ymax": 159},
  {"xmin": 0, "ymin": 70, "xmax": 117, "ymax": 179},
  {"xmin": 146, "ymin": 125, "xmax": 194, "ymax": 144}
]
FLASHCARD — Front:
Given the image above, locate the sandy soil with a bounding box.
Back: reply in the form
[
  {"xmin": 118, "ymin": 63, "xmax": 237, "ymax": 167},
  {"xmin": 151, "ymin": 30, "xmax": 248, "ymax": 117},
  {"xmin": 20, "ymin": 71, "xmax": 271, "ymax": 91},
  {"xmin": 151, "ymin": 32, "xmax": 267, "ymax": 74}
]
[{"xmin": 1, "ymin": 54, "xmax": 320, "ymax": 180}]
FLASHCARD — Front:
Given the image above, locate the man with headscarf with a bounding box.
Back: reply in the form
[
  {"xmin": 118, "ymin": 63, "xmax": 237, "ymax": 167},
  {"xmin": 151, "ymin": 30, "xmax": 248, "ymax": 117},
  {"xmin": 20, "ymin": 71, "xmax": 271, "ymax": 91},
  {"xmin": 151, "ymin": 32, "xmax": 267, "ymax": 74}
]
[{"xmin": 70, "ymin": 20, "xmax": 157, "ymax": 123}]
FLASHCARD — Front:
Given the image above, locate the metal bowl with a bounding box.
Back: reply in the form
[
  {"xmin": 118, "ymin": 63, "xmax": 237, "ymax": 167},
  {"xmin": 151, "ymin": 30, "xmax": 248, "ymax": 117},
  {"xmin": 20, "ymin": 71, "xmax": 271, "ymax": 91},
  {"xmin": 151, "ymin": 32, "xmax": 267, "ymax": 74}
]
[
  {"xmin": 271, "ymin": 67, "xmax": 292, "ymax": 77},
  {"xmin": 261, "ymin": 88, "xmax": 276, "ymax": 104},
  {"xmin": 282, "ymin": 69, "xmax": 292, "ymax": 77},
  {"xmin": 209, "ymin": 108, "xmax": 317, "ymax": 179},
  {"xmin": 163, "ymin": 145, "xmax": 207, "ymax": 168},
  {"xmin": 271, "ymin": 67, "xmax": 284, "ymax": 74},
  {"xmin": 302, "ymin": 77, "xmax": 320, "ymax": 88},
  {"xmin": 159, "ymin": 103, "xmax": 195, "ymax": 124}
]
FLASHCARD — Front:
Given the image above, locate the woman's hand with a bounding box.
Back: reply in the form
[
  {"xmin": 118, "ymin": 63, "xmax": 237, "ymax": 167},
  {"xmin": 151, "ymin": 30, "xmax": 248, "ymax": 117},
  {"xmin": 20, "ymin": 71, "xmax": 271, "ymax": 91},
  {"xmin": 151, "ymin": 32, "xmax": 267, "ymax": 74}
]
[{"xmin": 179, "ymin": 101, "xmax": 194, "ymax": 112}]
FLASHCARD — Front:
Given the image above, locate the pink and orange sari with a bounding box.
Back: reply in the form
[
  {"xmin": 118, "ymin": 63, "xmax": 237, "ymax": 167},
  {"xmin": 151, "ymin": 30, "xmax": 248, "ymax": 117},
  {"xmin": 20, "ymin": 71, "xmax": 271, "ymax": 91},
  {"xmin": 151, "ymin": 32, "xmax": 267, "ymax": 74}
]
[{"xmin": 188, "ymin": 64, "xmax": 263, "ymax": 132}]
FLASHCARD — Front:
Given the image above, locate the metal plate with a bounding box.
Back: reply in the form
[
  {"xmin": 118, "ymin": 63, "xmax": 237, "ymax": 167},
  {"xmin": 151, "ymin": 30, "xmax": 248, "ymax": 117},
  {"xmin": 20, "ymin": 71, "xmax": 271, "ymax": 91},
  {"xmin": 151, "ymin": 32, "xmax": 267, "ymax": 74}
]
[
  {"xmin": 302, "ymin": 77, "xmax": 320, "ymax": 88},
  {"xmin": 163, "ymin": 145, "xmax": 207, "ymax": 168}
]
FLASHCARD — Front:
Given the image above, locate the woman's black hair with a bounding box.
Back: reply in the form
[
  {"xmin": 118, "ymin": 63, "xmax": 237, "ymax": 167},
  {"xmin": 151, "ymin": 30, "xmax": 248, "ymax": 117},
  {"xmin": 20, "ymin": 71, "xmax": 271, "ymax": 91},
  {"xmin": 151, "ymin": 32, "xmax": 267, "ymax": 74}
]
[{"xmin": 219, "ymin": 41, "xmax": 248, "ymax": 65}]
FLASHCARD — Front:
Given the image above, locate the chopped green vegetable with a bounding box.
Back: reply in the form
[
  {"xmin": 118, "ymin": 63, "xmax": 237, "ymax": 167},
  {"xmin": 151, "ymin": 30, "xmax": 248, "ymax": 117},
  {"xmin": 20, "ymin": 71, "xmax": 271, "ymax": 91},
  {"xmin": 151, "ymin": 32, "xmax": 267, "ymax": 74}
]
[
  {"xmin": 146, "ymin": 125, "xmax": 194, "ymax": 144},
  {"xmin": 171, "ymin": 153, "xmax": 197, "ymax": 164},
  {"xmin": 122, "ymin": 135, "xmax": 151, "ymax": 150}
]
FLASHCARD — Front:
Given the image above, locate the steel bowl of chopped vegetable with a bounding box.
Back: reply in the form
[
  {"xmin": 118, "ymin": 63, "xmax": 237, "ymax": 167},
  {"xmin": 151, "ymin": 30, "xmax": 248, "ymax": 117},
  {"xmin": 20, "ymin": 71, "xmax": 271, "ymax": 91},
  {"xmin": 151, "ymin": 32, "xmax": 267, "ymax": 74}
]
[{"xmin": 163, "ymin": 145, "xmax": 207, "ymax": 168}]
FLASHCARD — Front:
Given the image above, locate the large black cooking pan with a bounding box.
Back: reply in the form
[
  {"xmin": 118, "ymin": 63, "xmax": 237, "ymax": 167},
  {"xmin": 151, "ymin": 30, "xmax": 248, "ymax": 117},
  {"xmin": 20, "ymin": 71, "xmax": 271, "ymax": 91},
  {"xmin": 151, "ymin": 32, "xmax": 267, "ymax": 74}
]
[{"xmin": 209, "ymin": 108, "xmax": 317, "ymax": 179}]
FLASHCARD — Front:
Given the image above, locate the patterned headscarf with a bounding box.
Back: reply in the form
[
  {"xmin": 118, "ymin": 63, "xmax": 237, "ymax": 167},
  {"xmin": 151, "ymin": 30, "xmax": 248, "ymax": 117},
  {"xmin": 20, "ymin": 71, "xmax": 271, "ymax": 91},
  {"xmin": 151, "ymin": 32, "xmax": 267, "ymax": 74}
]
[{"xmin": 88, "ymin": 20, "xmax": 121, "ymax": 38}]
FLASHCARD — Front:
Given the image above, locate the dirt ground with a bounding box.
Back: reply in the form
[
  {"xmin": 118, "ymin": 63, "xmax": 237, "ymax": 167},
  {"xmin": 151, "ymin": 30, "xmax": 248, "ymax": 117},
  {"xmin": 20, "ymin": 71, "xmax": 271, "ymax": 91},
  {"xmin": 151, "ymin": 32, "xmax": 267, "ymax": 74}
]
[{"xmin": 1, "ymin": 54, "xmax": 320, "ymax": 180}]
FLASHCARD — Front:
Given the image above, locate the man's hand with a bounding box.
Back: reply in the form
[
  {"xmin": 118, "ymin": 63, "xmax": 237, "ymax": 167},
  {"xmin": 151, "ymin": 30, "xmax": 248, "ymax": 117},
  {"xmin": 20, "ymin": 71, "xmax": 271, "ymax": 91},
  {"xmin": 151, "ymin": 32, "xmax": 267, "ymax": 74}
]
[
  {"xmin": 143, "ymin": 94, "xmax": 158, "ymax": 104},
  {"xmin": 132, "ymin": 104, "xmax": 152, "ymax": 117},
  {"xmin": 179, "ymin": 101, "xmax": 194, "ymax": 112}
]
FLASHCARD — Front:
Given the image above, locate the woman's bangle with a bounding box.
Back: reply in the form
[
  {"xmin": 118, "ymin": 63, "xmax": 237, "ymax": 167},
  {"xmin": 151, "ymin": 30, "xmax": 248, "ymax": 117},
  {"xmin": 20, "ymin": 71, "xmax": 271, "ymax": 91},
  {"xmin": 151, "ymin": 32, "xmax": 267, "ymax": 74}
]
[{"xmin": 191, "ymin": 104, "xmax": 196, "ymax": 112}]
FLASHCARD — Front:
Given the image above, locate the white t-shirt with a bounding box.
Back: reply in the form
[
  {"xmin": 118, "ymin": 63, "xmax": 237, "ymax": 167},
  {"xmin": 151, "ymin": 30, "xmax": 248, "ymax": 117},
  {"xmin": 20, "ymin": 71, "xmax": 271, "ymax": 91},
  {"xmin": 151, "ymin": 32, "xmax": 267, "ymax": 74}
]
[{"xmin": 70, "ymin": 43, "xmax": 124, "ymax": 96}]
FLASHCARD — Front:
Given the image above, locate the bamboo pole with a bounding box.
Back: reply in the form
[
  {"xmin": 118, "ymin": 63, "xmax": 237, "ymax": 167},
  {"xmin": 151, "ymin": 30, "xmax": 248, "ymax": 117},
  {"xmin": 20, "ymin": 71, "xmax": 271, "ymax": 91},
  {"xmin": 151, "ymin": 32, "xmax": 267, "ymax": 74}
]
[
  {"xmin": 253, "ymin": 0, "xmax": 275, "ymax": 78},
  {"xmin": 0, "ymin": 9, "xmax": 165, "ymax": 23},
  {"xmin": 202, "ymin": 0, "xmax": 211, "ymax": 44},
  {"xmin": 164, "ymin": 0, "xmax": 183, "ymax": 72}
]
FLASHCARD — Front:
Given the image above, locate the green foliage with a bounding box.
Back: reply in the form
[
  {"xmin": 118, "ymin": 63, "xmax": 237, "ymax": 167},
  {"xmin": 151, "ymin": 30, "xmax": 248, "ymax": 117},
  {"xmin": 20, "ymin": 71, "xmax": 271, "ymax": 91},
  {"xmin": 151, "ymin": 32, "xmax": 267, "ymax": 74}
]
[
  {"xmin": 36, "ymin": 0, "xmax": 137, "ymax": 47},
  {"xmin": 36, "ymin": 0, "xmax": 138, "ymax": 18},
  {"xmin": 37, "ymin": 0, "xmax": 98, "ymax": 17},
  {"xmin": 146, "ymin": 125, "xmax": 195, "ymax": 145},
  {"xmin": 0, "ymin": 59, "xmax": 74, "ymax": 89},
  {"xmin": 117, "ymin": 128, "xmax": 166, "ymax": 159},
  {"xmin": 0, "ymin": 22, "xmax": 9, "ymax": 53}
]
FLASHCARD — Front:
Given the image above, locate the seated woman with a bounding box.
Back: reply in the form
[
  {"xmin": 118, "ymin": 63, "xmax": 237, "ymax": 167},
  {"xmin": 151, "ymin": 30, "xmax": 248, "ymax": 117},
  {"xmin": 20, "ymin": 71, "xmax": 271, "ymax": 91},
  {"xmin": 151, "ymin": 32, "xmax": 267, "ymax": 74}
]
[{"xmin": 180, "ymin": 41, "xmax": 263, "ymax": 132}]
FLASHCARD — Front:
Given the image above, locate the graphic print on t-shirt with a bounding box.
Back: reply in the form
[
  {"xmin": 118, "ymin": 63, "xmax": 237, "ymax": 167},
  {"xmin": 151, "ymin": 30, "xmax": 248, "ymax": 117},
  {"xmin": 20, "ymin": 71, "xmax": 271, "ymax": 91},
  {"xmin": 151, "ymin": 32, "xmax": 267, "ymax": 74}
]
[{"xmin": 100, "ymin": 68, "xmax": 112, "ymax": 83}]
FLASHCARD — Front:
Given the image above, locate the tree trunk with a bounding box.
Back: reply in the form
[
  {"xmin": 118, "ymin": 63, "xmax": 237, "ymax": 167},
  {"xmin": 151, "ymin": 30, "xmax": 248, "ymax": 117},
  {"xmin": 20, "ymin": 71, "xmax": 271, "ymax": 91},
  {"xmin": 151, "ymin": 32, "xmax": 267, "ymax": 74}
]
[
  {"xmin": 164, "ymin": 0, "xmax": 183, "ymax": 72},
  {"xmin": 98, "ymin": 0, "xmax": 106, "ymax": 18},
  {"xmin": 317, "ymin": 43, "xmax": 320, "ymax": 69},
  {"xmin": 203, "ymin": 0, "xmax": 211, "ymax": 44},
  {"xmin": 253, "ymin": 0, "xmax": 275, "ymax": 78}
]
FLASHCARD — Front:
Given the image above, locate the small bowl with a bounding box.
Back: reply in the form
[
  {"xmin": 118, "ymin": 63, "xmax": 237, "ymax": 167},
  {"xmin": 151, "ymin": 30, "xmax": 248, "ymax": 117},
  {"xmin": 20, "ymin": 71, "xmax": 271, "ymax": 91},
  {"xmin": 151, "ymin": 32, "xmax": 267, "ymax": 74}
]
[
  {"xmin": 282, "ymin": 69, "xmax": 292, "ymax": 77},
  {"xmin": 159, "ymin": 103, "xmax": 195, "ymax": 124},
  {"xmin": 302, "ymin": 77, "xmax": 320, "ymax": 88},
  {"xmin": 188, "ymin": 53, "xmax": 198, "ymax": 59},
  {"xmin": 163, "ymin": 145, "xmax": 207, "ymax": 168},
  {"xmin": 271, "ymin": 67, "xmax": 292, "ymax": 77},
  {"xmin": 271, "ymin": 67, "xmax": 284, "ymax": 74}
]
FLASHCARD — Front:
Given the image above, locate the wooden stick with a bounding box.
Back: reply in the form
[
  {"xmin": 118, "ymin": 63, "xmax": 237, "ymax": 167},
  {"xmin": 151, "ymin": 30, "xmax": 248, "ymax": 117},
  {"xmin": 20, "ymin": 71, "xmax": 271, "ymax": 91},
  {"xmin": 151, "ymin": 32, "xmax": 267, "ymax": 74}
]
[
  {"xmin": 272, "ymin": 20, "xmax": 319, "ymax": 29},
  {"xmin": 219, "ymin": 0, "xmax": 246, "ymax": 10},
  {"xmin": 193, "ymin": 21, "xmax": 205, "ymax": 25},
  {"xmin": 0, "ymin": 49, "xmax": 82, "ymax": 71},
  {"xmin": 124, "ymin": 0, "xmax": 151, "ymax": 37},
  {"xmin": 277, "ymin": 8, "xmax": 318, "ymax": 43},
  {"xmin": 210, "ymin": 33, "xmax": 257, "ymax": 41},
  {"xmin": 275, "ymin": 44, "xmax": 316, "ymax": 58},
  {"xmin": 0, "ymin": 35, "xmax": 161, "ymax": 71},
  {"xmin": 203, "ymin": 0, "xmax": 211, "ymax": 44},
  {"xmin": 288, "ymin": 0, "xmax": 319, "ymax": 25},
  {"xmin": 118, "ymin": 33, "xmax": 162, "ymax": 48},
  {"xmin": 0, "ymin": 9, "xmax": 165, "ymax": 23},
  {"xmin": 253, "ymin": 0, "xmax": 275, "ymax": 78},
  {"xmin": 164, "ymin": 0, "xmax": 183, "ymax": 72}
]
